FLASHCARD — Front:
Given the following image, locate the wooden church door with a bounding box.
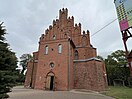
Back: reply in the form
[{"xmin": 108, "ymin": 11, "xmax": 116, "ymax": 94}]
[{"xmin": 45, "ymin": 73, "xmax": 54, "ymax": 90}]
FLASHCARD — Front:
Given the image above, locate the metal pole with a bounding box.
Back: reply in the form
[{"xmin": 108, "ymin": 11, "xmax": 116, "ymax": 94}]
[
  {"xmin": 122, "ymin": 31, "xmax": 128, "ymax": 56},
  {"xmin": 121, "ymin": 30, "xmax": 132, "ymax": 77}
]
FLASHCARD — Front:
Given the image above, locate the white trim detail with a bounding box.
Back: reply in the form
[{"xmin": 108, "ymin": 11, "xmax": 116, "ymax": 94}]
[{"xmin": 74, "ymin": 57, "xmax": 101, "ymax": 62}]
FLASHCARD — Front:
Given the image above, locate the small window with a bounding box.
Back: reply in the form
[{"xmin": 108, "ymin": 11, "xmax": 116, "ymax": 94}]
[
  {"xmin": 53, "ymin": 35, "xmax": 56, "ymax": 40},
  {"xmin": 50, "ymin": 62, "xmax": 54, "ymax": 68},
  {"xmin": 58, "ymin": 44, "xmax": 62, "ymax": 53},
  {"xmin": 45, "ymin": 45, "xmax": 48, "ymax": 54},
  {"xmin": 64, "ymin": 33, "xmax": 67, "ymax": 38},
  {"xmin": 74, "ymin": 50, "xmax": 79, "ymax": 60}
]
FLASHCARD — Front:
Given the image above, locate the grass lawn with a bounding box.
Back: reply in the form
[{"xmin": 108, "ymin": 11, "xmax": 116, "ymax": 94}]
[{"xmin": 102, "ymin": 86, "xmax": 132, "ymax": 99}]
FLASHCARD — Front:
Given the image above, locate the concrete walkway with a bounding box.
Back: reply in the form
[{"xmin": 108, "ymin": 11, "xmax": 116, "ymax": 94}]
[{"xmin": 8, "ymin": 86, "xmax": 114, "ymax": 99}]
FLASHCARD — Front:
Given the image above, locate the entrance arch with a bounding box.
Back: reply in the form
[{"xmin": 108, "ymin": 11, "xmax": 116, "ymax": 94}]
[{"xmin": 45, "ymin": 72, "xmax": 55, "ymax": 90}]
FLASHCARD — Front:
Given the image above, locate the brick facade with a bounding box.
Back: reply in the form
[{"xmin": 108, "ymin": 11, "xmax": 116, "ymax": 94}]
[{"xmin": 24, "ymin": 8, "xmax": 107, "ymax": 91}]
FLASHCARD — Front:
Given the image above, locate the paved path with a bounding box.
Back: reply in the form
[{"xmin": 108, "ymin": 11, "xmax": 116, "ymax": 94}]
[{"xmin": 8, "ymin": 86, "xmax": 114, "ymax": 99}]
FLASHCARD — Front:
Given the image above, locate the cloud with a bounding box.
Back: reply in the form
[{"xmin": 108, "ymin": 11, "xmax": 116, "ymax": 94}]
[{"xmin": 0, "ymin": 0, "xmax": 131, "ymax": 59}]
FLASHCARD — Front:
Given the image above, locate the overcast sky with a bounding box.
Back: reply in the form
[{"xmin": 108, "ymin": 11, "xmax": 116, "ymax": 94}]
[{"xmin": 0, "ymin": 0, "xmax": 132, "ymax": 59}]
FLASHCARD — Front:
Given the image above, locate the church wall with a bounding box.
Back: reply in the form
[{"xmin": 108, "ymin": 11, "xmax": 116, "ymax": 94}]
[
  {"xmin": 73, "ymin": 60, "xmax": 107, "ymax": 91},
  {"xmin": 31, "ymin": 61, "xmax": 37, "ymax": 88},
  {"xmin": 24, "ymin": 61, "xmax": 33, "ymax": 87},
  {"xmin": 75, "ymin": 47, "xmax": 96, "ymax": 60},
  {"xmin": 73, "ymin": 60, "xmax": 97, "ymax": 90},
  {"xmin": 95, "ymin": 61, "xmax": 108, "ymax": 91},
  {"xmin": 34, "ymin": 39, "xmax": 70, "ymax": 90}
]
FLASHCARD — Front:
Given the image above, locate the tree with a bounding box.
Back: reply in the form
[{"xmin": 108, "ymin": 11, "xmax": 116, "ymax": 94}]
[
  {"xmin": 20, "ymin": 54, "xmax": 32, "ymax": 74},
  {"xmin": 0, "ymin": 22, "xmax": 18, "ymax": 99},
  {"xmin": 105, "ymin": 50, "xmax": 130, "ymax": 85},
  {"xmin": 17, "ymin": 54, "xmax": 32, "ymax": 84},
  {"xmin": 97, "ymin": 55, "xmax": 104, "ymax": 61}
]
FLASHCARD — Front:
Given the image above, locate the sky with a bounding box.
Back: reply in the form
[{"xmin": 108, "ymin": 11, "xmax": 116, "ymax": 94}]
[{"xmin": 0, "ymin": 0, "xmax": 132, "ymax": 59}]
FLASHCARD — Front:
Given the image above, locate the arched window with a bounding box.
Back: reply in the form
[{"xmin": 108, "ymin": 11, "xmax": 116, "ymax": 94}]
[
  {"xmin": 64, "ymin": 33, "xmax": 67, "ymax": 38},
  {"xmin": 74, "ymin": 50, "xmax": 79, "ymax": 60},
  {"xmin": 58, "ymin": 44, "xmax": 62, "ymax": 53},
  {"xmin": 45, "ymin": 45, "xmax": 48, "ymax": 54},
  {"xmin": 53, "ymin": 35, "xmax": 56, "ymax": 40}
]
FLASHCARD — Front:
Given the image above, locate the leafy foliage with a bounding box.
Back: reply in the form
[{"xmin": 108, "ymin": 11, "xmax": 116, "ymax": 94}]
[
  {"xmin": 97, "ymin": 55, "xmax": 104, "ymax": 61},
  {"xmin": 106, "ymin": 50, "xmax": 130, "ymax": 85},
  {"xmin": 20, "ymin": 54, "xmax": 32, "ymax": 74},
  {"xmin": 16, "ymin": 73, "xmax": 25, "ymax": 84},
  {"xmin": 97, "ymin": 50, "xmax": 130, "ymax": 86},
  {"xmin": 0, "ymin": 22, "xmax": 18, "ymax": 99}
]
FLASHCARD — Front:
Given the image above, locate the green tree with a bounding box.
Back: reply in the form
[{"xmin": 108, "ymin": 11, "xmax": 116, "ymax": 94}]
[
  {"xmin": 0, "ymin": 22, "xmax": 18, "ymax": 98},
  {"xmin": 20, "ymin": 54, "xmax": 32, "ymax": 74},
  {"xmin": 17, "ymin": 54, "xmax": 32, "ymax": 84},
  {"xmin": 97, "ymin": 55, "xmax": 104, "ymax": 61},
  {"xmin": 105, "ymin": 50, "xmax": 129, "ymax": 85}
]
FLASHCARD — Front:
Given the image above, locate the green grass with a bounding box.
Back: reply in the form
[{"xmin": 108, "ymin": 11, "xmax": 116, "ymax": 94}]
[{"xmin": 102, "ymin": 86, "xmax": 132, "ymax": 99}]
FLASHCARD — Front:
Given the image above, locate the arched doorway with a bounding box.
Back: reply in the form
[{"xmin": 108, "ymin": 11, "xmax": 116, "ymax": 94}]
[{"xmin": 45, "ymin": 72, "xmax": 55, "ymax": 90}]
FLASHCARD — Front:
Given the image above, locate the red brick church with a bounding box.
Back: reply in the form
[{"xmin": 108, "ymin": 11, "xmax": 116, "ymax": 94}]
[{"xmin": 24, "ymin": 8, "xmax": 107, "ymax": 91}]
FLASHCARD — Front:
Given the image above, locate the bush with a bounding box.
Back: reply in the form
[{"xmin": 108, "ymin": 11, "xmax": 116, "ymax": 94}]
[{"xmin": 16, "ymin": 74, "xmax": 25, "ymax": 84}]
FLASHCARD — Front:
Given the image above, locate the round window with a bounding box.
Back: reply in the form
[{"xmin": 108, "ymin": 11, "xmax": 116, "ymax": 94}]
[{"xmin": 50, "ymin": 62, "xmax": 54, "ymax": 68}]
